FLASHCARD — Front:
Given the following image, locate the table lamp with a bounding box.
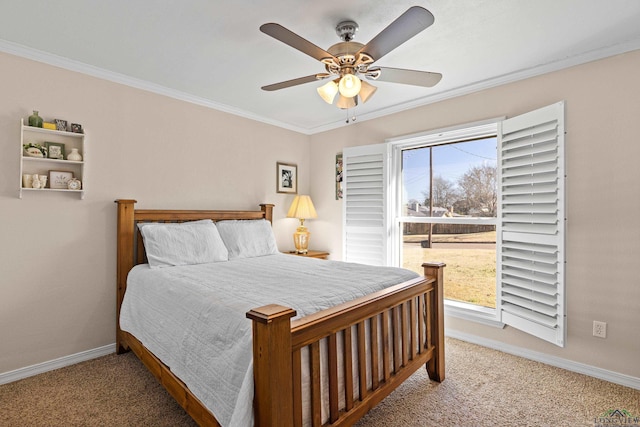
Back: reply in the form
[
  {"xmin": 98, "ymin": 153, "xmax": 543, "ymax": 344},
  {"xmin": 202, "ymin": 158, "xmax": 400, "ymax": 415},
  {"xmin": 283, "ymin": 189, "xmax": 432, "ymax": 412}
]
[{"xmin": 286, "ymin": 195, "xmax": 318, "ymax": 254}]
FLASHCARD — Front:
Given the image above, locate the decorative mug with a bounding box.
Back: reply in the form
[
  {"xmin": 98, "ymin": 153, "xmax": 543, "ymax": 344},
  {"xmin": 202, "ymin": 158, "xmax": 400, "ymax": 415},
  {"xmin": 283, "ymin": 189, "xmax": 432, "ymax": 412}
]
[
  {"xmin": 39, "ymin": 175, "xmax": 48, "ymax": 188},
  {"xmin": 31, "ymin": 174, "xmax": 41, "ymax": 189},
  {"xmin": 22, "ymin": 174, "xmax": 33, "ymax": 188}
]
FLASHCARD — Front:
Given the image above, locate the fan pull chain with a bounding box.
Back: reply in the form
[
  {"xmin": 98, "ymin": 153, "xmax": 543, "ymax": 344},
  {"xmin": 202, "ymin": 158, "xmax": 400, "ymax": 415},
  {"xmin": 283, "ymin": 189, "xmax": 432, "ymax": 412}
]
[{"xmin": 346, "ymin": 108, "xmax": 357, "ymax": 124}]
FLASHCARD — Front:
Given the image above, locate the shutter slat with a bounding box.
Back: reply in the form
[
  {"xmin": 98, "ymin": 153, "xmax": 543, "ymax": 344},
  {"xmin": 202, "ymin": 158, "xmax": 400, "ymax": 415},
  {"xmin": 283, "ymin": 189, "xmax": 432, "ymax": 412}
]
[
  {"xmin": 502, "ymin": 241, "xmax": 557, "ymax": 254},
  {"xmin": 502, "ymin": 150, "xmax": 558, "ymax": 169},
  {"xmin": 502, "ymin": 203, "xmax": 557, "ymax": 214},
  {"xmin": 501, "ymin": 162, "xmax": 557, "ymax": 178},
  {"xmin": 502, "ymin": 140, "xmax": 556, "ymax": 160},
  {"xmin": 501, "ymin": 258, "xmax": 558, "ymax": 275},
  {"xmin": 503, "ymin": 172, "xmax": 557, "ymax": 186},
  {"xmin": 502, "ymin": 213, "xmax": 558, "ymax": 224},
  {"xmin": 501, "ymin": 293, "xmax": 558, "ymax": 316},
  {"xmin": 502, "ymin": 302, "xmax": 558, "ymax": 328},
  {"xmin": 502, "ymin": 193, "xmax": 558, "ymax": 204},
  {"xmin": 502, "ymin": 223, "xmax": 558, "ymax": 234},
  {"xmin": 502, "ymin": 277, "xmax": 558, "ymax": 296},
  {"xmin": 501, "ymin": 121, "xmax": 558, "ymax": 143},
  {"xmin": 502, "ymin": 247, "xmax": 557, "ymax": 263},
  {"xmin": 501, "ymin": 182, "xmax": 559, "ymax": 196}
]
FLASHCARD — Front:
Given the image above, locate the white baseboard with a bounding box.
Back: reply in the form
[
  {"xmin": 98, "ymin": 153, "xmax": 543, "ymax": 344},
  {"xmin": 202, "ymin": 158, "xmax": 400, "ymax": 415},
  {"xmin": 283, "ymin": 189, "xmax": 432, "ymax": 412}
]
[
  {"xmin": 446, "ymin": 329, "xmax": 640, "ymax": 391},
  {"xmin": 0, "ymin": 343, "xmax": 115, "ymax": 385}
]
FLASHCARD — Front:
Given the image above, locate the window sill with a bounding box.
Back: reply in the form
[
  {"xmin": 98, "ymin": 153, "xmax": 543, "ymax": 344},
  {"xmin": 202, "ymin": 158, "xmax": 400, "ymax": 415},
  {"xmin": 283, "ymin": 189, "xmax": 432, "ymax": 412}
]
[{"xmin": 444, "ymin": 300, "xmax": 505, "ymax": 328}]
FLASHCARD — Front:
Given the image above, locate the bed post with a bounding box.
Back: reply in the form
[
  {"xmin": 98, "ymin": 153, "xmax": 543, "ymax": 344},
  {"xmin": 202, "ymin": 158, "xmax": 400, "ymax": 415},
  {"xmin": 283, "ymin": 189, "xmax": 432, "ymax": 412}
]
[
  {"xmin": 246, "ymin": 304, "xmax": 297, "ymax": 427},
  {"xmin": 115, "ymin": 199, "xmax": 137, "ymax": 354},
  {"xmin": 422, "ymin": 262, "xmax": 446, "ymax": 382},
  {"xmin": 260, "ymin": 203, "xmax": 274, "ymax": 223}
]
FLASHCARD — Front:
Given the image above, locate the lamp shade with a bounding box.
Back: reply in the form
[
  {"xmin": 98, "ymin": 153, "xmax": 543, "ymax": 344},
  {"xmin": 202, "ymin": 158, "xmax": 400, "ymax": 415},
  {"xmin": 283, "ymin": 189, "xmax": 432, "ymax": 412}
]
[
  {"xmin": 287, "ymin": 195, "xmax": 318, "ymax": 219},
  {"xmin": 336, "ymin": 95, "xmax": 357, "ymax": 109},
  {"xmin": 317, "ymin": 80, "xmax": 339, "ymax": 104},
  {"xmin": 358, "ymin": 79, "xmax": 377, "ymax": 103}
]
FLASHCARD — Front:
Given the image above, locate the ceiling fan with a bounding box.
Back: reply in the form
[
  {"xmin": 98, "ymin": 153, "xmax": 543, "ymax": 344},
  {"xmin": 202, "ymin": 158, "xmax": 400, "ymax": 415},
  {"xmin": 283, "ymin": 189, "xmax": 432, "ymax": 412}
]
[{"xmin": 260, "ymin": 6, "xmax": 442, "ymax": 109}]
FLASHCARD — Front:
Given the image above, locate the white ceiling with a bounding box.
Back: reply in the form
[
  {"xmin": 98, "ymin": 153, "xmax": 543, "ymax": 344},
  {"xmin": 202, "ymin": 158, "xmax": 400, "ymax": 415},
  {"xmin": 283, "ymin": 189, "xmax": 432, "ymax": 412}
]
[{"xmin": 2, "ymin": 1, "xmax": 640, "ymax": 134}]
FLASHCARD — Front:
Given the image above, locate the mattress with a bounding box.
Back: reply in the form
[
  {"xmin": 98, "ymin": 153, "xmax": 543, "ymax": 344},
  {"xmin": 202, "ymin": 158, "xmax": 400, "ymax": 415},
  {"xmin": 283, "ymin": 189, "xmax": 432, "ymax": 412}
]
[{"xmin": 119, "ymin": 253, "xmax": 419, "ymax": 427}]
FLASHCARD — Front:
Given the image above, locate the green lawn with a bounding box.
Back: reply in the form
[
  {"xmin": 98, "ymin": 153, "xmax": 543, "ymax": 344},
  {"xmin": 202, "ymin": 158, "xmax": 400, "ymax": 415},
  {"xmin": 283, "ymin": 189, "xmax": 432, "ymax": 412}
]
[{"xmin": 402, "ymin": 232, "xmax": 496, "ymax": 308}]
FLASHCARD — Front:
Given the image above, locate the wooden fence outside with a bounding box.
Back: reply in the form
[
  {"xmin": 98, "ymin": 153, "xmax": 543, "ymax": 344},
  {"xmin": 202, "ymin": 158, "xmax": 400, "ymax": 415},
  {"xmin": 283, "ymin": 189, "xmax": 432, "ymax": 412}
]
[{"xmin": 403, "ymin": 223, "xmax": 496, "ymax": 235}]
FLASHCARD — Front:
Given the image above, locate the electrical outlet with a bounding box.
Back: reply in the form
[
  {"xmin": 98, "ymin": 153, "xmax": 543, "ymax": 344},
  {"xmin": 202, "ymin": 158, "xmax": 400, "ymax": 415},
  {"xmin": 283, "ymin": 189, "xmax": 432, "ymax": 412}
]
[{"xmin": 593, "ymin": 321, "xmax": 607, "ymax": 338}]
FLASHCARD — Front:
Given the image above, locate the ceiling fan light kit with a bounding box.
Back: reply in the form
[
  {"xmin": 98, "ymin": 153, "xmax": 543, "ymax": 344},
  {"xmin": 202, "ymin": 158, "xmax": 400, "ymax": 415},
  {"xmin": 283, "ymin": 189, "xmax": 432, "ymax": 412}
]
[{"xmin": 260, "ymin": 6, "xmax": 442, "ymax": 113}]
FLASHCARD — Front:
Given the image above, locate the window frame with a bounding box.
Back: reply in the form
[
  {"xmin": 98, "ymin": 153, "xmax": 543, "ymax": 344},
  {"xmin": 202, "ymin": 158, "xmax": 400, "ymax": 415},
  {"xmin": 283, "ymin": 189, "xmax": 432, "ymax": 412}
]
[
  {"xmin": 345, "ymin": 103, "xmax": 565, "ymax": 345},
  {"xmin": 388, "ymin": 118, "xmax": 504, "ymax": 325}
]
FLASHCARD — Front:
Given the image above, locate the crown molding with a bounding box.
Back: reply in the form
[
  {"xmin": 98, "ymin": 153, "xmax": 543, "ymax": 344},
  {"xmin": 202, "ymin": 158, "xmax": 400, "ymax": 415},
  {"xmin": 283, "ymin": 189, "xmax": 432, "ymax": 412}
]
[
  {"xmin": 308, "ymin": 39, "xmax": 640, "ymax": 134},
  {"xmin": 0, "ymin": 39, "xmax": 311, "ymax": 135}
]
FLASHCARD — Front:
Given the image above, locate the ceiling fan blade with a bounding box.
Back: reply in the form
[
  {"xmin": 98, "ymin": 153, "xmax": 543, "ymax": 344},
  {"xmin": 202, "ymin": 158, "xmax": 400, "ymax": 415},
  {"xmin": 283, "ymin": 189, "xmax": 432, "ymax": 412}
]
[
  {"xmin": 371, "ymin": 67, "xmax": 442, "ymax": 87},
  {"xmin": 357, "ymin": 6, "xmax": 434, "ymax": 62},
  {"xmin": 260, "ymin": 23, "xmax": 337, "ymax": 63},
  {"xmin": 261, "ymin": 74, "xmax": 330, "ymax": 91}
]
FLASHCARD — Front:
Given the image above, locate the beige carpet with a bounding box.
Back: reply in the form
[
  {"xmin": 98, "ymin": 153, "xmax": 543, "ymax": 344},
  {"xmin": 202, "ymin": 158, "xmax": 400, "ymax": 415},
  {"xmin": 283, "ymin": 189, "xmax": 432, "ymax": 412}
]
[{"xmin": 1, "ymin": 338, "xmax": 638, "ymax": 426}]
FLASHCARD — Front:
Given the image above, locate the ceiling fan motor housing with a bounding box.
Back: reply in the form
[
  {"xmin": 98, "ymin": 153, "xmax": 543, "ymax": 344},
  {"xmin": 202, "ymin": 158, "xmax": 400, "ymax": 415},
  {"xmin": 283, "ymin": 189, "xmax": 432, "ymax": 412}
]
[{"xmin": 335, "ymin": 20, "xmax": 358, "ymax": 41}]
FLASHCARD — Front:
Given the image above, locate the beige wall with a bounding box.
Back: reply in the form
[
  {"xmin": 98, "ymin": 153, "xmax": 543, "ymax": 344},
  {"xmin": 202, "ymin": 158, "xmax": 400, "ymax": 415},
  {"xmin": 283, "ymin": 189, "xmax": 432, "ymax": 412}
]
[
  {"xmin": 0, "ymin": 52, "xmax": 309, "ymax": 373},
  {"xmin": 309, "ymin": 50, "xmax": 640, "ymax": 378},
  {"xmin": 2, "ymin": 47, "xmax": 639, "ymax": 382}
]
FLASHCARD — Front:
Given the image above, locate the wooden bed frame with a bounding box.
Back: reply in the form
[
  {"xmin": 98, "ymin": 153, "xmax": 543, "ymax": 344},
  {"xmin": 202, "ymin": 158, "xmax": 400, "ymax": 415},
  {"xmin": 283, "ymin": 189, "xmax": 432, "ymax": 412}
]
[{"xmin": 115, "ymin": 199, "xmax": 445, "ymax": 427}]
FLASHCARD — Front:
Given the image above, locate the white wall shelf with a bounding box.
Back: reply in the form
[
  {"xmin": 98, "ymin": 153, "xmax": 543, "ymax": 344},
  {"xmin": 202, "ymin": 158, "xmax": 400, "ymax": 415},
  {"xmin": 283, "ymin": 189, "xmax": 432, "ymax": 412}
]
[{"xmin": 19, "ymin": 118, "xmax": 86, "ymax": 199}]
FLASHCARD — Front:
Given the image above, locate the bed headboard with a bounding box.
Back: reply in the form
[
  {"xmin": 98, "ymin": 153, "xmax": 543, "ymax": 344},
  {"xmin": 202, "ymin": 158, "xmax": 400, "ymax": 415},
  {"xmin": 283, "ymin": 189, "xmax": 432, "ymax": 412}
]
[{"xmin": 114, "ymin": 199, "xmax": 274, "ymax": 342}]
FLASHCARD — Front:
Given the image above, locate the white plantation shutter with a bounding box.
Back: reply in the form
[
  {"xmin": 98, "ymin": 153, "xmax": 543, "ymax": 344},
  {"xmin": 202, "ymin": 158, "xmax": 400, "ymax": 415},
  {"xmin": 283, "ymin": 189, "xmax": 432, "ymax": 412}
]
[
  {"xmin": 498, "ymin": 102, "xmax": 566, "ymax": 346},
  {"xmin": 342, "ymin": 143, "xmax": 390, "ymax": 266}
]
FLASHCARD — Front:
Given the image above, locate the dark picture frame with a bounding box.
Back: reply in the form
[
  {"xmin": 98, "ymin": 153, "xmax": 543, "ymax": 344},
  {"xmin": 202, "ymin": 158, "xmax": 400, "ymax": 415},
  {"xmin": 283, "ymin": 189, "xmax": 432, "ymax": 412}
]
[
  {"xmin": 55, "ymin": 119, "xmax": 67, "ymax": 131},
  {"xmin": 48, "ymin": 170, "xmax": 74, "ymax": 189},
  {"xmin": 276, "ymin": 162, "xmax": 297, "ymax": 194},
  {"xmin": 336, "ymin": 153, "xmax": 343, "ymax": 200},
  {"xmin": 45, "ymin": 141, "xmax": 65, "ymax": 160}
]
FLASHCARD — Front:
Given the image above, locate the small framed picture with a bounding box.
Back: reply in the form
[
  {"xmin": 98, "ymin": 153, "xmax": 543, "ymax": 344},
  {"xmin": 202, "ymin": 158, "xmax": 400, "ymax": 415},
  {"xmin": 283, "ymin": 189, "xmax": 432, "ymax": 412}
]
[
  {"xmin": 45, "ymin": 142, "xmax": 65, "ymax": 160},
  {"xmin": 49, "ymin": 170, "xmax": 74, "ymax": 189},
  {"xmin": 70, "ymin": 123, "xmax": 83, "ymax": 133},
  {"xmin": 55, "ymin": 119, "xmax": 67, "ymax": 131},
  {"xmin": 276, "ymin": 162, "xmax": 297, "ymax": 194},
  {"xmin": 336, "ymin": 153, "xmax": 343, "ymax": 200}
]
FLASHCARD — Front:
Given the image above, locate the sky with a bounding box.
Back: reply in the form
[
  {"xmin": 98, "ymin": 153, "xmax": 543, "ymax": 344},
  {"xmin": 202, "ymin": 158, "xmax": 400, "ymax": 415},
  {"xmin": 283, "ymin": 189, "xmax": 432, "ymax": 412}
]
[{"xmin": 402, "ymin": 137, "xmax": 497, "ymax": 203}]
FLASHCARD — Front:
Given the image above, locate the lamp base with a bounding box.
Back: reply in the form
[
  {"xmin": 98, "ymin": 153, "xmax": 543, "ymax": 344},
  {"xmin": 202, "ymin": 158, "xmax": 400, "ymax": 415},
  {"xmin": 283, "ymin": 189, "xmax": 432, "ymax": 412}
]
[{"xmin": 293, "ymin": 226, "xmax": 310, "ymax": 254}]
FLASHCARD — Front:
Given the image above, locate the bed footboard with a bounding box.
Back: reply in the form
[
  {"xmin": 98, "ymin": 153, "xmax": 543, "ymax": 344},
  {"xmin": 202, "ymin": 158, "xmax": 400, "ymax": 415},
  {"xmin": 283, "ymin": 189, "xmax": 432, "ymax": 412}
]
[{"xmin": 247, "ymin": 262, "xmax": 445, "ymax": 427}]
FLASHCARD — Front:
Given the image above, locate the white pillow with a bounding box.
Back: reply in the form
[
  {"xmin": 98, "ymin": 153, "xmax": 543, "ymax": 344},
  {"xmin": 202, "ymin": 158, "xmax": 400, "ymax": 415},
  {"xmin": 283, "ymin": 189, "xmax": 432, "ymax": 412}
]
[
  {"xmin": 216, "ymin": 219, "xmax": 279, "ymax": 259},
  {"xmin": 138, "ymin": 220, "xmax": 229, "ymax": 268}
]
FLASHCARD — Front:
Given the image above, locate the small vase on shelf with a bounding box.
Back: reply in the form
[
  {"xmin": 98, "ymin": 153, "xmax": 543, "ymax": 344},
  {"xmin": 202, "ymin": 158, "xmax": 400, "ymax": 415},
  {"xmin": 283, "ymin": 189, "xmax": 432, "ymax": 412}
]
[
  {"xmin": 67, "ymin": 148, "xmax": 82, "ymax": 161},
  {"xmin": 28, "ymin": 111, "xmax": 43, "ymax": 128}
]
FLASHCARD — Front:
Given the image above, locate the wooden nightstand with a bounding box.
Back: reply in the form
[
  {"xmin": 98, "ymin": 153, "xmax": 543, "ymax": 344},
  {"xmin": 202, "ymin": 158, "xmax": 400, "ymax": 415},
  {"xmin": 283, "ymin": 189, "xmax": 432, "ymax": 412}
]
[{"xmin": 283, "ymin": 250, "xmax": 330, "ymax": 260}]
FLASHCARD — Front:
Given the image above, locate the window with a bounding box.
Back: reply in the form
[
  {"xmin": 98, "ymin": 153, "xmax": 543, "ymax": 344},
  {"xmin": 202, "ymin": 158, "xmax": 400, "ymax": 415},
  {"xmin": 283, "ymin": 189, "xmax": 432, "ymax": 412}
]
[
  {"xmin": 392, "ymin": 122, "xmax": 499, "ymax": 311},
  {"xmin": 343, "ymin": 102, "xmax": 565, "ymax": 346}
]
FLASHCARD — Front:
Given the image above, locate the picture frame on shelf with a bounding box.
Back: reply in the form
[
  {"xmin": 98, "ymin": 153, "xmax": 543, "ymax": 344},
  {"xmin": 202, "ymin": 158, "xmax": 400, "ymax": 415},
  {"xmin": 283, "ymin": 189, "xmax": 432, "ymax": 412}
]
[
  {"xmin": 70, "ymin": 123, "xmax": 83, "ymax": 133},
  {"xmin": 276, "ymin": 162, "xmax": 297, "ymax": 194},
  {"xmin": 336, "ymin": 152, "xmax": 343, "ymax": 200},
  {"xmin": 45, "ymin": 141, "xmax": 65, "ymax": 160},
  {"xmin": 55, "ymin": 119, "xmax": 67, "ymax": 131},
  {"xmin": 48, "ymin": 170, "xmax": 74, "ymax": 189}
]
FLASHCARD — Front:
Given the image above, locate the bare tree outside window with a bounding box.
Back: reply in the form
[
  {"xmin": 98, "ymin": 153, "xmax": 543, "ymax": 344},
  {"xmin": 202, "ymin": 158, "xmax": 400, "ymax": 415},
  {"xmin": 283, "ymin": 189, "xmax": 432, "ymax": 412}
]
[{"xmin": 455, "ymin": 164, "xmax": 497, "ymax": 217}]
